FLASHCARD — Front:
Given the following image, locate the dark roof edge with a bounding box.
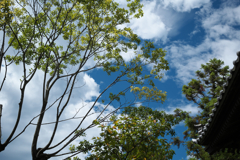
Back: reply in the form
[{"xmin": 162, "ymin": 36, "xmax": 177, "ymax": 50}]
[{"xmin": 192, "ymin": 51, "xmax": 240, "ymax": 144}]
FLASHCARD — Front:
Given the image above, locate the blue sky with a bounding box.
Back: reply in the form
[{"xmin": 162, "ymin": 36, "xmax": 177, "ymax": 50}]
[{"xmin": 0, "ymin": 0, "xmax": 240, "ymax": 160}]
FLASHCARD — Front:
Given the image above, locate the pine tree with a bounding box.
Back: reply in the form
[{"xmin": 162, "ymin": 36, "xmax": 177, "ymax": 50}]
[{"xmin": 181, "ymin": 58, "xmax": 240, "ymax": 159}]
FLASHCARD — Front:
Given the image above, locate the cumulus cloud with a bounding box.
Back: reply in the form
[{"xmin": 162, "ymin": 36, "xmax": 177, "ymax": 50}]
[
  {"xmin": 164, "ymin": 41, "xmax": 214, "ymax": 84},
  {"xmin": 202, "ymin": 6, "xmax": 240, "ymax": 27},
  {"xmin": 187, "ymin": 155, "xmax": 198, "ymax": 160},
  {"xmin": 119, "ymin": 44, "xmax": 140, "ymax": 62},
  {"xmin": 161, "ymin": 0, "xmax": 210, "ymax": 12},
  {"xmin": 202, "ymin": 5, "xmax": 240, "ymax": 40},
  {"xmin": 83, "ymin": 74, "xmax": 100, "ymax": 101},
  {"xmin": 0, "ymin": 59, "xmax": 116, "ymax": 160},
  {"xmin": 127, "ymin": 0, "xmax": 170, "ymax": 41},
  {"xmin": 164, "ymin": 3, "xmax": 240, "ymax": 85},
  {"xmin": 164, "ymin": 103, "xmax": 200, "ymax": 116},
  {"xmin": 134, "ymin": 102, "xmax": 142, "ymax": 107},
  {"xmin": 115, "ymin": 0, "xmax": 209, "ymax": 43},
  {"xmin": 116, "ymin": 0, "xmax": 188, "ymax": 43},
  {"xmin": 166, "ymin": 40, "xmax": 240, "ymax": 85}
]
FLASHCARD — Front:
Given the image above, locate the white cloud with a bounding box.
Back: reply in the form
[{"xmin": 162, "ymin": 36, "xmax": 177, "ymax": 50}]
[
  {"xmin": 134, "ymin": 102, "xmax": 142, "ymax": 107},
  {"xmin": 164, "ymin": 3, "xmax": 240, "ymax": 85},
  {"xmin": 156, "ymin": 103, "xmax": 201, "ymax": 129},
  {"xmin": 165, "ymin": 41, "xmax": 214, "ymax": 84},
  {"xmin": 119, "ymin": 45, "xmax": 139, "ymax": 62},
  {"xmin": 161, "ymin": 0, "xmax": 210, "ymax": 12},
  {"xmin": 146, "ymin": 63, "xmax": 170, "ymax": 82},
  {"xmin": 83, "ymin": 74, "xmax": 100, "ymax": 101},
  {"xmin": 202, "ymin": 6, "xmax": 240, "ymax": 28},
  {"xmin": 116, "ymin": 0, "xmax": 187, "ymax": 43},
  {"xmin": 166, "ymin": 39, "xmax": 240, "ymax": 85},
  {"xmin": 0, "ymin": 60, "xmax": 117, "ymax": 160},
  {"xmin": 187, "ymin": 155, "xmax": 199, "ymax": 160},
  {"xmin": 202, "ymin": 6, "xmax": 240, "ymax": 41},
  {"xmin": 104, "ymin": 0, "xmax": 208, "ymax": 43},
  {"xmin": 127, "ymin": 0, "xmax": 170, "ymax": 41},
  {"xmin": 159, "ymin": 103, "xmax": 200, "ymax": 117},
  {"xmin": 156, "ymin": 98, "xmax": 200, "ymax": 127}
]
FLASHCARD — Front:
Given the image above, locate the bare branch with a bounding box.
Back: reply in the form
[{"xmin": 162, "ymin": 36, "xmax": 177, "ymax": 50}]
[
  {"xmin": 0, "ymin": 57, "xmax": 7, "ymax": 91},
  {"xmin": 0, "ymin": 104, "xmax": 2, "ymax": 144}
]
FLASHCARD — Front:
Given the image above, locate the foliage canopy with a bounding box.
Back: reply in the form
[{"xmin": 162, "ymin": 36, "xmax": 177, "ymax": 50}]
[
  {"xmin": 0, "ymin": 0, "xmax": 178, "ymax": 160},
  {"xmin": 67, "ymin": 105, "xmax": 190, "ymax": 160}
]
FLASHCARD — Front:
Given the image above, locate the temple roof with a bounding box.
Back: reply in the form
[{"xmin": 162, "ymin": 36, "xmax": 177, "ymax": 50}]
[{"xmin": 192, "ymin": 51, "xmax": 240, "ymax": 155}]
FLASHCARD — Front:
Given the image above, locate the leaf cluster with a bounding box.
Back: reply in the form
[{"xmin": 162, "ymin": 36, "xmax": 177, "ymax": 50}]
[
  {"xmin": 68, "ymin": 105, "xmax": 190, "ymax": 160},
  {"xmin": 3, "ymin": 0, "xmax": 169, "ymax": 91},
  {"xmin": 0, "ymin": 0, "xmax": 14, "ymax": 29}
]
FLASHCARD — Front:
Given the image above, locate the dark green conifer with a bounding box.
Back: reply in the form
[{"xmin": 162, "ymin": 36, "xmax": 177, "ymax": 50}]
[{"xmin": 181, "ymin": 58, "xmax": 240, "ymax": 159}]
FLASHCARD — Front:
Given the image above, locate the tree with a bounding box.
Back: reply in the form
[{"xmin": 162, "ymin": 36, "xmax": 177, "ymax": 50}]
[
  {"xmin": 181, "ymin": 58, "xmax": 240, "ymax": 159},
  {"xmin": 66, "ymin": 105, "xmax": 190, "ymax": 160},
  {"xmin": 0, "ymin": 0, "xmax": 14, "ymax": 73},
  {"xmin": 0, "ymin": 0, "xmax": 171, "ymax": 159}
]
